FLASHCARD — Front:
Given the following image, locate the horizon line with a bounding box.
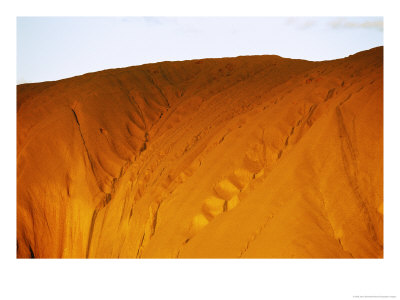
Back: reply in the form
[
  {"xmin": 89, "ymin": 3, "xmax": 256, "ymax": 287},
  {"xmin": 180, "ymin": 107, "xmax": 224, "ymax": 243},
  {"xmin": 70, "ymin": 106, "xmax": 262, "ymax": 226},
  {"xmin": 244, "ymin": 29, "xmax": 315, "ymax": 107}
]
[{"xmin": 17, "ymin": 45, "xmax": 383, "ymax": 86}]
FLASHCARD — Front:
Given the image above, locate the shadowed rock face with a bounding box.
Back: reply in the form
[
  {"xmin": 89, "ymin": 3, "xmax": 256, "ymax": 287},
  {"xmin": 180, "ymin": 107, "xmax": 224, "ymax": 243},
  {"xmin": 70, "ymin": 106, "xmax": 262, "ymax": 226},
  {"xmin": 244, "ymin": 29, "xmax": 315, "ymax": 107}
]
[{"xmin": 17, "ymin": 47, "xmax": 383, "ymax": 258}]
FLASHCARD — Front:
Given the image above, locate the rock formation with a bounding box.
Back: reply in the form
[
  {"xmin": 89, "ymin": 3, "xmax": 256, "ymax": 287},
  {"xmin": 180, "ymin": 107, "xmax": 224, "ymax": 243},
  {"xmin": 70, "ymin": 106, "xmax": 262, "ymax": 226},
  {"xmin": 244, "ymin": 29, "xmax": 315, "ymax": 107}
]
[{"xmin": 17, "ymin": 47, "xmax": 383, "ymax": 258}]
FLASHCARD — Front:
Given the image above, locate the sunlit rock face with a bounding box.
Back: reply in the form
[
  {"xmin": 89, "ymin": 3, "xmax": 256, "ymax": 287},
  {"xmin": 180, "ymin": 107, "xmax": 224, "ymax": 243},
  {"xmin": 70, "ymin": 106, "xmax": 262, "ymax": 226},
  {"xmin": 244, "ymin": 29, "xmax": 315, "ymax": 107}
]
[{"xmin": 17, "ymin": 47, "xmax": 383, "ymax": 258}]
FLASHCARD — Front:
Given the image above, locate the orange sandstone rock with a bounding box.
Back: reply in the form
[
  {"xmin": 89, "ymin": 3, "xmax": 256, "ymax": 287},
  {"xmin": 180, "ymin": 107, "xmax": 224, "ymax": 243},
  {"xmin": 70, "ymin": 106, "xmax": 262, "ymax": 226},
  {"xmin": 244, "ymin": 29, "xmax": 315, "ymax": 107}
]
[{"xmin": 17, "ymin": 47, "xmax": 383, "ymax": 258}]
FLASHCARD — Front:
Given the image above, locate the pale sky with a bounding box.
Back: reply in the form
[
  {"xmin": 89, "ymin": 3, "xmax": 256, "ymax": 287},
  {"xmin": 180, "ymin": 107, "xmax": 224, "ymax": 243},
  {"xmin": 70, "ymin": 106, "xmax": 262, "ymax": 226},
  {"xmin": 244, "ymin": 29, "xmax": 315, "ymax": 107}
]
[{"xmin": 17, "ymin": 17, "xmax": 383, "ymax": 84}]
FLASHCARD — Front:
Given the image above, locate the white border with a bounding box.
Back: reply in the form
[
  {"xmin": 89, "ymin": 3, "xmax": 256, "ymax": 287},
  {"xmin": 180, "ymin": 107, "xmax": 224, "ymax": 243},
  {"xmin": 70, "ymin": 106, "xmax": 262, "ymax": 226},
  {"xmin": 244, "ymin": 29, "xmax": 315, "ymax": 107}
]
[{"xmin": 2, "ymin": 1, "xmax": 399, "ymax": 299}]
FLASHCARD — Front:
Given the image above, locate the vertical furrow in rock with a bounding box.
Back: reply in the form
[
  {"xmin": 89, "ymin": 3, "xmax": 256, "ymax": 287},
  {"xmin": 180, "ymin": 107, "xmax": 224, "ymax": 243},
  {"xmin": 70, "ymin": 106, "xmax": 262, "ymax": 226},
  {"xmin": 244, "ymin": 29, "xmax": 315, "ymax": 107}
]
[
  {"xmin": 136, "ymin": 233, "xmax": 145, "ymax": 258},
  {"xmin": 28, "ymin": 244, "xmax": 35, "ymax": 258},
  {"xmin": 85, "ymin": 208, "xmax": 99, "ymax": 258},
  {"xmin": 71, "ymin": 108, "xmax": 101, "ymax": 188},
  {"xmin": 150, "ymin": 202, "xmax": 161, "ymax": 238},
  {"xmin": 336, "ymin": 106, "xmax": 379, "ymax": 245}
]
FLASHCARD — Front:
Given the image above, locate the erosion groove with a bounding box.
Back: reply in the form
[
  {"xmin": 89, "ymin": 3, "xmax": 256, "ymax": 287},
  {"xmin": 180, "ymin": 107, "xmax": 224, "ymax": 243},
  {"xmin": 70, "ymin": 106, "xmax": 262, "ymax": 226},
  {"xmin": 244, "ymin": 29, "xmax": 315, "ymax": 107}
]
[
  {"xmin": 325, "ymin": 88, "xmax": 335, "ymax": 102},
  {"xmin": 17, "ymin": 47, "xmax": 383, "ymax": 258},
  {"xmin": 71, "ymin": 108, "xmax": 100, "ymax": 188},
  {"xmin": 86, "ymin": 208, "xmax": 100, "ymax": 258},
  {"xmin": 336, "ymin": 106, "xmax": 379, "ymax": 245}
]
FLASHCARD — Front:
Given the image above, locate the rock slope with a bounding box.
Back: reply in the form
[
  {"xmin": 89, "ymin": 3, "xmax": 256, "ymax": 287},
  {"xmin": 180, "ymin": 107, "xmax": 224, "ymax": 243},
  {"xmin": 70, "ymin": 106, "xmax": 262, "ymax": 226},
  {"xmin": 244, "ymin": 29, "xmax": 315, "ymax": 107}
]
[{"xmin": 17, "ymin": 47, "xmax": 383, "ymax": 258}]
